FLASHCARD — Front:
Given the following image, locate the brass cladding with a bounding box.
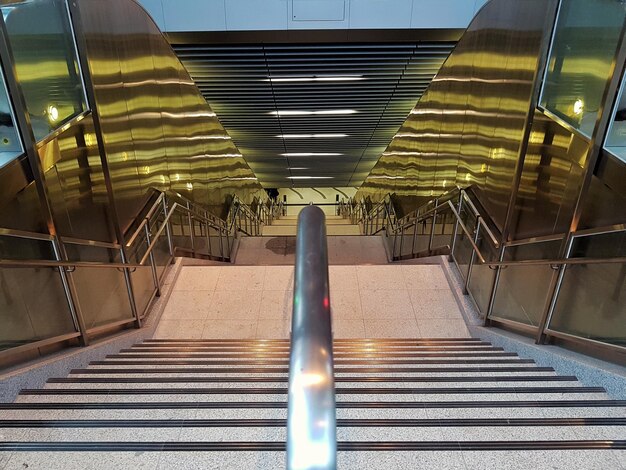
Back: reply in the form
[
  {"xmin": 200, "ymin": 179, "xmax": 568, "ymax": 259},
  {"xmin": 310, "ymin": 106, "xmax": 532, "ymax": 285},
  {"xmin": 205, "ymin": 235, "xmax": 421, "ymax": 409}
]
[
  {"xmin": 75, "ymin": 0, "xmax": 263, "ymax": 232},
  {"xmin": 356, "ymin": 0, "xmax": 554, "ymax": 228}
]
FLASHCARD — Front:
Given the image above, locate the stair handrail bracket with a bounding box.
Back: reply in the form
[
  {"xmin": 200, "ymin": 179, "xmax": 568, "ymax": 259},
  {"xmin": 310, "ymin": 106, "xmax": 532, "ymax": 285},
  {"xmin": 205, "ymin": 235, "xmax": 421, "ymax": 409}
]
[{"xmin": 287, "ymin": 205, "xmax": 337, "ymax": 470}]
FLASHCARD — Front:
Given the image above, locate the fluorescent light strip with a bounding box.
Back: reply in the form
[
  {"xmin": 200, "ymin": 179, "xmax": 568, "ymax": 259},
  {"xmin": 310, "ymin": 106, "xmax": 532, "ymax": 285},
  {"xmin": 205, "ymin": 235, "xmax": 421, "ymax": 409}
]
[
  {"xmin": 263, "ymin": 75, "xmax": 365, "ymax": 83},
  {"xmin": 276, "ymin": 134, "xmax": 349, "ymax": 139},
  {"xmin": 286, "ymin": 176, "xmax": 334, "ymax": 180},
  {"xmin": 269, "ymin": 109, "xmax": 358, "ymax": 116},
  {"xmin": 281, "ymin": 153, "xmax": 342, "ymax": 157}
]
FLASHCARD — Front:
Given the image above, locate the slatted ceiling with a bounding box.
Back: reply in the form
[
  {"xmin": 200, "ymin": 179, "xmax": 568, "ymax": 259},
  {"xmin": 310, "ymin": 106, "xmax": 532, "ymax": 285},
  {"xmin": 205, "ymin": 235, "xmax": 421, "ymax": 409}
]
[{"xmin": 173, "ymin": 42, "xmax": 454, "ymax": 187}]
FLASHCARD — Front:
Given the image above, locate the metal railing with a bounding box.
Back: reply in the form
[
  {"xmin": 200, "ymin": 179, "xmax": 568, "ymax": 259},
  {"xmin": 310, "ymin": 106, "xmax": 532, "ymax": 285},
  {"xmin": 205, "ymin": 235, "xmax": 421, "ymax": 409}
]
[
  {"xmin": 287, "ymin": 205, "xmax": 336, "ymax": 470},
  {"xmin": 0, "ymin": 189, "xmax": 266, "ymax": 360}
]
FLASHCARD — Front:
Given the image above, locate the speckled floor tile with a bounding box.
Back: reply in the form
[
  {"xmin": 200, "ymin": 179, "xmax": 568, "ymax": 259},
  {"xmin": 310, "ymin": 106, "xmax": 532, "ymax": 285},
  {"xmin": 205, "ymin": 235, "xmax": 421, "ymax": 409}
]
[
  {"xmin": 337, "ymin": 427, "xmax": 444, "ymax": 441},
  {"xmin": 460, "ymin": 449, "xmax": 621, "ymax": 470},
  {"xmin": 255, "ymin": 319, "xmax": 291, "ymax": 339},
  {"xmin": 0, "ymin": 452, "xmax": 11, "ymax": 470},
  {"xmin": 5, "ymin": 452, "xmax": 160, "ymax": 470},
  {"xmin": 409, "ymin": 289, "xmax": 463, "ymax": 319},
  {"xmin": 337, "ymin": 451, "xmax": 466, "ymax": 469},
  {"xmin": 208, "ymin": 290, "xmax": 262, "ymax": 320},
  {"xmin": 178, "ymin": 427, "xmax": 285, "ymax": 441},
  {"xmin": 262, "ymin": 266, "xmax": 294, "ymax": 291},
  {"xmin": 157, "ymin": 451, "xmax": 284, "ymax": 469},
  {"xmin": 401, "ymin": 265, "xmax": 450, "ymax": 290},
  {"xmin": 159, "ymin": 290, "xmax": 213, "ymax": 320},
  {"xmin": 24, "ymin": 427, "xmax": 182, "ymax": 442},
  {"xmin": 363, "ymin": 318, "xmax": 421, "ymax": 338},
  {"xmin": 329, "ymin": 266, "xmax": 359, "ymax": 291},
  {"xmin": 201, "ymin": 319, "xmax": 258, "ymax": 339},
  {"xmin": 360, "ymin": 289, "xmax": 415, "ymax": 319},
  {"xmin": 258, "ymin": 290, "xmax": 292, "ymax": 320},
  {"xmin": 416, "ymin": 318, "xmax": 470, "ymax": 338},
  {"xmin": 331, "ymin": 290, "xmax": 363, "ymax": 319},
  {"xmin": 153, "ymin": 319, "xmax": 206, "ymax": 339},
  {"xmin": 333, "ymin": 319, "xmax": 366, "ymax": 338},
  {"xmin": 356, "ymin": 265, "xmax": 406, "ymax": 291},
  {"xmin": 215, "ymin": 266, "xmax": 265, "ymax": 291},
  {"xmin": 173, "ymin": 267, "xmax": 220, "ymax": 292}
]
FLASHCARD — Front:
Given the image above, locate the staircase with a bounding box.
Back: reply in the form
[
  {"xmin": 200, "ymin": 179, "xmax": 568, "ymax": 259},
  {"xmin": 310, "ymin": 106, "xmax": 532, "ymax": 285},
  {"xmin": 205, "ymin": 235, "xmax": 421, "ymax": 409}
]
[{"xmin": 1, "ymin": 337, "xmax": 625, "ymax": 469}]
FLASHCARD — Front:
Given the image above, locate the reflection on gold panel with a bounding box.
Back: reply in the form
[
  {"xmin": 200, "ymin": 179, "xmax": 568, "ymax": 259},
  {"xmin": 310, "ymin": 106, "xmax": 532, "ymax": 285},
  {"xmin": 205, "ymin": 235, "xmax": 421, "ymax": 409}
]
[
  {"xmin": 356, "ymin": 0, "xmax": 556, "ymax": 227},
  {"xmin": 76, "ymin": 0, "xmax": 263, "ymax": 232}
]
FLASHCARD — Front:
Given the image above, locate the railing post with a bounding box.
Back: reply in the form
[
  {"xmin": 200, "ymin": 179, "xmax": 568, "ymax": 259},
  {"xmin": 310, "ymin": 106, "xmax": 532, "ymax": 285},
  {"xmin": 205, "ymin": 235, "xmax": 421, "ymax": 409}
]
[
  {"xmin": 535, "ymin": 238, "xmax": 574, "ymax": 344},
  {"xmin": 485, "ymin": 245, "xmax": 506, "ymax": 326},
  {"xmin": 187, "ymin": 201, "xmax": 195, "ymax": 255},
  {"xmin": 144, "ymin": 223, "xmax": 161, "ymax": 297},
  {"xmin": 162, "ymin": 197, "xmax": 174, "ymax": 257},
  {"xmin": 464, "ymin": 217, "xmax": 481, "ymax": 295},
  {"xmin": 449, "ymin": 192, "xmax": 463, "ymax": 262},
  {"xmin": 428, "ymin": 198, "xmax": 439, "ymax": 253},
  {"xmin": 120, "ymin": 247, "xmax": 141, "ymax": 328},
  {"xmin": 52, "ymin": 239, "xmax": 90, "ymax": 346}
]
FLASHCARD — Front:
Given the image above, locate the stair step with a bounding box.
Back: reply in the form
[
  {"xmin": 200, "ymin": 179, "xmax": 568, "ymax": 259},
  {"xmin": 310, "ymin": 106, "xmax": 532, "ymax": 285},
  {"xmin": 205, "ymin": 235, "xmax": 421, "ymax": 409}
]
[
  {"xmin": 3, "ymin": 449, "xmax": 624, "ymax": 470},
  {"xmin": 23, "ymin": 386, "xmax": 604, "ymax": 396},
  {"xmin": 1, "ymin": 440, "xmax": 625, "ymax": 452},
  {"xmin": 4, "ymin": 400, "xmax": 626, "ymax": 410},
  {"xmin": 3, "ymin": 407, "xmax": 625, "ymax": 422},
  {"xmin": 47, "ymin": 375, "xmax": 579, "ymax": 384}
]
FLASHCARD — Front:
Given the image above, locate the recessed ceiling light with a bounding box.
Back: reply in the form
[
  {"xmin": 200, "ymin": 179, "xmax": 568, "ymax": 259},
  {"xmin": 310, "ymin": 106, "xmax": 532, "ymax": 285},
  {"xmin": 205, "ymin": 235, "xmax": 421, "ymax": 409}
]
[
  {"xmin": 263, "ymin": 75, "xmax": 365, "ymax": 83},
  {"xmin": 269, "ymin": 110, "xmax": 358, "ymax": 116},
  {"xmin": 281, "ymin": 153, "xmax": 342, "ymax": 157},
  {"xmin": 286, "ymin": 176, "xmax": 334, "ymax": 179},
  {"xmin": 276, "ymin": 134, "xmax": 349, "ymax": 139},
  {"xmin": 288, "ymin": 167, "xmax": 309, "ymax": 170}
]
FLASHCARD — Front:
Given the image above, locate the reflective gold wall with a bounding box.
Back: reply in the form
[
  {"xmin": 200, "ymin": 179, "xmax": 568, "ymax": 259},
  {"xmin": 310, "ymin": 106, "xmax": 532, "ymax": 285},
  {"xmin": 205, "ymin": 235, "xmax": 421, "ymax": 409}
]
[
  {"xmin": 75, "ymin": 0, "xmax": 263, "ymax": 233},
  {"xmin": 356, "ymin": 0, "xmax": 556, "ymax": 231}
]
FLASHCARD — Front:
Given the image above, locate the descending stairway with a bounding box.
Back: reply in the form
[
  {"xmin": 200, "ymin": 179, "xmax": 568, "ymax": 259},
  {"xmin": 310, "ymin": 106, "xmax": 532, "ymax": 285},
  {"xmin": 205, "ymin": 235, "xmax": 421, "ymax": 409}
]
[
  {"xmin": 263, "ymin": 214, "xmax": 361, "ymax": 236},
  {"xmin": 1, "ymin": 338, "xmax": 625, "ymax": 469}
]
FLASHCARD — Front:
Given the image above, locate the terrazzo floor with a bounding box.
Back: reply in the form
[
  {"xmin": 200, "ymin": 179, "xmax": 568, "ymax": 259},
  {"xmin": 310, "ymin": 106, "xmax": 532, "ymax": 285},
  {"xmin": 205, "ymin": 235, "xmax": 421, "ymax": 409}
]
[{"xmin": 154, "ymin": 264, "xmax": 469, "ymax": 339}]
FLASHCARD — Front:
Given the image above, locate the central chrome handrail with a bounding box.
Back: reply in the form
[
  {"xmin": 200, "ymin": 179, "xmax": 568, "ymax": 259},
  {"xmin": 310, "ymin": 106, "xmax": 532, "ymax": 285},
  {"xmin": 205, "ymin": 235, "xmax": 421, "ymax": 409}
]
[{"xmin": 287, "ymin": 205, "xmax": 336, "ymax": 470}]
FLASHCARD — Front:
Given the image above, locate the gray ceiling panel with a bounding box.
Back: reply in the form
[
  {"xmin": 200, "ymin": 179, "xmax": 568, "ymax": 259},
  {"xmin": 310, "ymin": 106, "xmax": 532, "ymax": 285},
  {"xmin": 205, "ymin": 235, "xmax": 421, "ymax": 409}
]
[{"xmin": 173, "ymin": 41, "xmax": 454, "ymax": 187}]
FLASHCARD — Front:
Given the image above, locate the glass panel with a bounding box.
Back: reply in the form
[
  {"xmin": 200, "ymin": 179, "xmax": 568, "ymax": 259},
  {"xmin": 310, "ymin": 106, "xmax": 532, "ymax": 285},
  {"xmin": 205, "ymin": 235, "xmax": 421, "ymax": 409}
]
[
  {"xmin": 1, "ymin": 0, "xmax": 87, "ymax": 142},
  {"xmin": 467, "ymin": 227, "xmax": 498, "ymax": 315},
  {"xmin": 549, "ymin": 230, "xmax": 626, "ymax": 346},
  {"xmin": 65, "ymin": 244, "xmax": 134, "ymax": 330},
  {"xmin": 0, "ymin": 65, "xmax": 23, "ymax": 168},
  {"xmin": 549, "ymin": 262, "xmax": 625, "ymax": 346},
  {"xmin": 604, "ymin": 76, "xmax": 626, "ymax": 161},
  {"xmin": 540, "ymin": 0, "xmax": 625, "ymax": 137},
  {"xmin": 0, "ymin": 266, "xmax": 76, "ymax": 351},
  {"xmin": 490, "ymin": 241, "xmax": 560, "ymax": 327},
  {"xmin": 452, "ymin": 207, "xmax": 477, "ymax": 281}
]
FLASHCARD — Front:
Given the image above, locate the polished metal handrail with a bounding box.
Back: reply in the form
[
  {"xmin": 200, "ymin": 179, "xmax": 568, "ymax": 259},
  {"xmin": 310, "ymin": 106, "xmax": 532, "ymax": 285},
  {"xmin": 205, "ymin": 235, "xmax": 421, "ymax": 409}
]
[{"xmin": 287, "ymin": 205, "xmax": 336, "ymax": 470}]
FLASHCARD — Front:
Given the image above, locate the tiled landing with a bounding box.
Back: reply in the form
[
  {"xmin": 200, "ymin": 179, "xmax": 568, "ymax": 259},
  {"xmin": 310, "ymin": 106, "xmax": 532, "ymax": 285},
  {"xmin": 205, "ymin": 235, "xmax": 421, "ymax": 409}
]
[
  {"xmin": 234, "ymin": 235, "xmax": 388, "ymax": 265},
  {"xmin": 154, "ymin": 264, "xmax": 469, "ymax": 339}
]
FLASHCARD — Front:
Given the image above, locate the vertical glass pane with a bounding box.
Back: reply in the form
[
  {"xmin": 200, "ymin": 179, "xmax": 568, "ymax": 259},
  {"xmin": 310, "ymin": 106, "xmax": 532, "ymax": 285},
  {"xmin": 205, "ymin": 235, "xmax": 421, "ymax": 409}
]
[
  {"xmin": 549, "ymin": 262, "xmax": 626, "ymax": 346},
  {"xmin": 549, "ymin": 230, "xmax": 626, "ymax": 346},
  {"xmin": 0, "ymin": 266, "xmax": 76, "ymax": 351},
  {"xmin": 64, "ymin": 244, "xmax": 134, "ymax": 330},
  {"xmin": 605, "ymin": 77, "xmax": 626, "ymax": 162},
  {"xmin": 490, "ymin": 241, "xmax": 561, "ymax": 327},
  {"xmin": 541, "ymin": 0, "xmax": 625, "ymax": 136},
  {"xmin": 0, "ymin": 65, "xmax": 23, "ymax": 168},
  {"xmin": 1, "ymin": 0, "xmax": 87, "ymax": 141}
]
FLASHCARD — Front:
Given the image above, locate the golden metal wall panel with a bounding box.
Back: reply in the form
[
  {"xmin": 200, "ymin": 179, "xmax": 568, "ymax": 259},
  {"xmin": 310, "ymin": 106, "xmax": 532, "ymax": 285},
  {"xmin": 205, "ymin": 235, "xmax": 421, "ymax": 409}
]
[
  {"xmin": 509, "ymin": 110, "xmax": 588, "ymax": 239},
  {"xmin": 356, "ymin": 0, "xmax": 555, "ymax": 232},
  {"xmin": 75, "ymin": 0, "xmax": 263, "ymax": 231}
]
